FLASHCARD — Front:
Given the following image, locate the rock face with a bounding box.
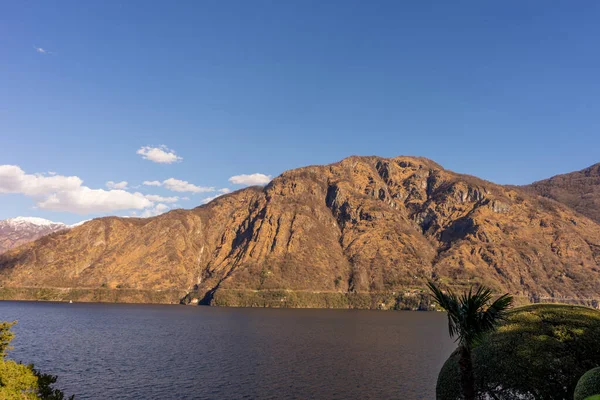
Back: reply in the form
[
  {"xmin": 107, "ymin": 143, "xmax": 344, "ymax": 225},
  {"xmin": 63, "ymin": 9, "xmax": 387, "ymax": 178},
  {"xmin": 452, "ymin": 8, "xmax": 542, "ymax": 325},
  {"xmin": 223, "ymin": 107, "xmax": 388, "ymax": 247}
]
[
  {"xmin": 0, "ymin": 217, "xmax": 68, "ymax": 254},
  {"xmin": 1, "ymin": 156, "xmax": 600, "ymax": 306},
  {"xmin": 525, "ymin": 163, "xmax": 600, "ymax": 224}
]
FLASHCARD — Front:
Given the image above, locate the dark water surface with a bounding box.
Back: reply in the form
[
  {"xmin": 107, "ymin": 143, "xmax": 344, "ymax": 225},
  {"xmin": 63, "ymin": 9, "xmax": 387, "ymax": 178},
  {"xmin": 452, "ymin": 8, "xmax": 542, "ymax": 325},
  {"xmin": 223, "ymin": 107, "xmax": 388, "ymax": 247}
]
[{"xmin": 0, "ymin": 302, "xmax": 455, "ymax": 399}]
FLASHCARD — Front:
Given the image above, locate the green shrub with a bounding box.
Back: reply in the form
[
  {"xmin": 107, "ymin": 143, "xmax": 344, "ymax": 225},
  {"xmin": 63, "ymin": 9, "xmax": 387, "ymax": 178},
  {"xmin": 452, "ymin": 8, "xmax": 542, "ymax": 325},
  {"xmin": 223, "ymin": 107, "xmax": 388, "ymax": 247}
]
[
  {"xmin": 436, "ymin": 304, "xmax": 600, "ymax": 400},
  {"xmin": 575, "ymin": 367, "xmax": 600, "ymax": 400},
  {"xmin": 0, "ymin": 359, "xmax": 39, "ymax": 399},
  {"xmin": 0, "ymin": 321, "xmax": 73, "ymax": 399}
]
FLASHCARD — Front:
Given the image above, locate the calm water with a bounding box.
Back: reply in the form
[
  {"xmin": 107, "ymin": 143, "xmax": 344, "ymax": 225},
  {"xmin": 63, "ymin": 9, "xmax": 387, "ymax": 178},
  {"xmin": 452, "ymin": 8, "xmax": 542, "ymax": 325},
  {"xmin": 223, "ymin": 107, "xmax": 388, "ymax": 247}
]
[{"xmin": 0, "ymin": 302, "xmax": 455, "ymax": 399}]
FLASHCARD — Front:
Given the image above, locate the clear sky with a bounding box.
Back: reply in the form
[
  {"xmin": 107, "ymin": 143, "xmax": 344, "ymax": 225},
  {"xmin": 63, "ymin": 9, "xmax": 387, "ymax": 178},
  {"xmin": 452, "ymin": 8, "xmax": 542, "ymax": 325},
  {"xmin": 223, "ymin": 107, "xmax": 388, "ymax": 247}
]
[{"xmin": 1, "ymin": 1, "xmax": 599, "ymax": 224}]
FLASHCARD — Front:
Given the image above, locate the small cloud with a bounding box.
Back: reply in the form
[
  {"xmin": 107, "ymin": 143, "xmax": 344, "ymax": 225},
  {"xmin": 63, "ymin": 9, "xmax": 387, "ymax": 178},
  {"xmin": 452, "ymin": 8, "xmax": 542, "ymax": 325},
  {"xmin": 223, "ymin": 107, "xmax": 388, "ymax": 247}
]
[
  {"xmin": 229, "ymin": 173, "xmax": 272, "ymax": 186},
  {"xmin": 106, "ymin": 181, "xmax": 128, "ymax": 190},
  {"xmin": 219, "ymin": 188, "xmax": 231, "ymax": 194},
  {"xmin": 162, "ymin": 178, "xmax": 213, "ymax": 193},
  {"xmin": 144, "ymin": 194, "xmax": 178, "ymax": 203},
  {"xmin": 143, "ymin": 178, "xmax": 214, "ymax": 193},
  {"xmin": 140, "ymin": 203, "xmax": 170, "ymax": 217},
  {"xmin": 34, "ymin": 46, "xmax": 53, "ymax": 55},
  {"xmin": 143, "ymin": 180, "xmax": 162, "ymax": 187},
  {"xmin": 181, "ymin": 196, "xmax": 190, "ymax": 201},
  {"xmin": 136, "ymin": 145, "xmax": 182, "ymax": 164}
]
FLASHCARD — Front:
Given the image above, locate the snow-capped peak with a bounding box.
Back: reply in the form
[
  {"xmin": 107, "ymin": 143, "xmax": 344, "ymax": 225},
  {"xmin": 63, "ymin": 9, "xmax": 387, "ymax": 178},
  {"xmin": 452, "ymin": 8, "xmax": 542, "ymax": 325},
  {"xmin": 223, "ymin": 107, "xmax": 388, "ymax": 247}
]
[
  {"xmin": 5, "ymin": 217, "xmax": 67, "ymax": 227},
  {"xmin": 0, "ymin": 217, "xmax": 73, "ymax": 254}
]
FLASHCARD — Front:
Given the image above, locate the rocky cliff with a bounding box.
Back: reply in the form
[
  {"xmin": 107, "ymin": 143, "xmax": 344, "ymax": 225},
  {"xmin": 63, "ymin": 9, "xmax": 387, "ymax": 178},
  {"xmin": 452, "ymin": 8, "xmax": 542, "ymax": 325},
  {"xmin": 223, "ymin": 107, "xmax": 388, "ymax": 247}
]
[{"xmin": 1, "ymin": 156, "xmax": 599, "ymax": 307}]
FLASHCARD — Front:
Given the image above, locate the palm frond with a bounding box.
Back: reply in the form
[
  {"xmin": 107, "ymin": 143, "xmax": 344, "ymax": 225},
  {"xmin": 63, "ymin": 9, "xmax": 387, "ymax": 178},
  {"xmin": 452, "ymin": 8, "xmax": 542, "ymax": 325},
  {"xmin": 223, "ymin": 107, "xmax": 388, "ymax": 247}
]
[
  {"xmin": 427, "ymin": 281, "xmax": 460, "ymax": 339},
  {"xmin": 428, "ymin": 281, "xmax": 514, "ymax": 347},
  {"xmin": 482, "ymin": 293, "xmax": 513, "ymax": 325}
]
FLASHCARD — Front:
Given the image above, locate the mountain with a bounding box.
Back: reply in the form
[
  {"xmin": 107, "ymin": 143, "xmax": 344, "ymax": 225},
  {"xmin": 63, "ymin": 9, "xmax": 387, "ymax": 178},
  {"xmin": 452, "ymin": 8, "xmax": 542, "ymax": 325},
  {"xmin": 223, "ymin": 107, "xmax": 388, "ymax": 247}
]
[
  {"xmin": 0, "ymin": 217, "xmax": 69, "ymax": 254},
  {"xmin": 1, "ymin": 156, "xmax": 599, "ymax": 307},
  {"xmin": 524, "ymin": 163, "xmax": 600, "ymax": 224}
]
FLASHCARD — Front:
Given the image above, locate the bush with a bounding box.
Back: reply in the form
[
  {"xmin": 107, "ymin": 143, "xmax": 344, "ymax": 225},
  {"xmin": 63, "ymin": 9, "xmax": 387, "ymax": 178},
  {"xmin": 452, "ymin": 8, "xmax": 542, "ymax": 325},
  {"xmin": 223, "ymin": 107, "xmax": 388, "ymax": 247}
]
[
  {"xmin": 436, "ymin": 304, "xmax": 600, "ymax": 400},
  {"xmin": 0, "ymin": 321, "xmax": 73, "ymax": 399},
  {"xmin": 0, "ymin": 359, "xmax": 39, "ymax": 399},
  {"xmin": 436, "ymin": 349, "xmax": 462, "ymax": 400},
  {"xmin": 575, "ymin": 367, "xmax": 600, "ymax": 400}
]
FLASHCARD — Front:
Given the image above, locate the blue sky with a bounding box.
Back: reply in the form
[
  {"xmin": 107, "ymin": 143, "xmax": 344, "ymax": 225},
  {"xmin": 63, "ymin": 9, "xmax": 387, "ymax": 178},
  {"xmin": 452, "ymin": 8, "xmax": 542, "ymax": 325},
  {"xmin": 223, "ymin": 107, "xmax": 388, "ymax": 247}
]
[{"xmin": 1, "ymin": 1, "xmax": 599, "ymax": 224}]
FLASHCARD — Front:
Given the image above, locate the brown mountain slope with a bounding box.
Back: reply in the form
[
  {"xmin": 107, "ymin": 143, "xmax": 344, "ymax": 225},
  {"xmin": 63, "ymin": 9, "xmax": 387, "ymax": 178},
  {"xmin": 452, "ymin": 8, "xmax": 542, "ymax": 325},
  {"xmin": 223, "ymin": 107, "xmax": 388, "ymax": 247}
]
[
  {"xmin": 524, "ymin": 163, "xmax": 600, "ymax": 224},
  {"xmin": 1, "ymin": 156, "xmax": 600, "ymax": 307}
]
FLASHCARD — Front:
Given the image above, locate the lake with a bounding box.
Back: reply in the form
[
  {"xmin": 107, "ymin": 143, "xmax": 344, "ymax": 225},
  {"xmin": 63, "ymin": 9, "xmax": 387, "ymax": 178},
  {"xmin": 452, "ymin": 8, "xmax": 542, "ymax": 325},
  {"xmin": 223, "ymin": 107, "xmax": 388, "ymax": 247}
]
[{"xmin": 0, "ymin": 302, "xmax": 456, "ymax": 399}]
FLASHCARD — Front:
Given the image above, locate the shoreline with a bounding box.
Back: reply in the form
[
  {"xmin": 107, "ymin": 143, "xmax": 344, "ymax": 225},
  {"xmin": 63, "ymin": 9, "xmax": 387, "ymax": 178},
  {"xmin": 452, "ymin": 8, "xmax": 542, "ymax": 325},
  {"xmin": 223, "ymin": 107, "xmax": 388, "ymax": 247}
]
[{"xmin": 1, "ymin": 286, "xmax": 597, "ymax": 309}]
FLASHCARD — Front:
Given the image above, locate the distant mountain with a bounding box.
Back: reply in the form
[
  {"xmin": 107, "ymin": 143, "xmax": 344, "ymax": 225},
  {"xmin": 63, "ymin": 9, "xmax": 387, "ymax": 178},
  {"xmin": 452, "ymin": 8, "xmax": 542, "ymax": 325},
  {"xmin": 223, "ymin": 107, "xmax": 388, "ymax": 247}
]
[
  {"xmin": 525, "ymin": 163, "xmax": 600, "ymax": 224},
  {"xmin": 0, "ymin": 217, "xmax": 69, "ymax": 254},
  {"xmin": 1, "ymin": 156, "xmax": 599, "ymax": 308}
]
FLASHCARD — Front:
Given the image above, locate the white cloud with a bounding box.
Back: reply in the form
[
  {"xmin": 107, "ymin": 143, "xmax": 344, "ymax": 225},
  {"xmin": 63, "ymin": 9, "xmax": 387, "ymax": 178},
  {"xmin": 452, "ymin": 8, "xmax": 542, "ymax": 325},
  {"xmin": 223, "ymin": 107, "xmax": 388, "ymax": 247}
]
[
  {"xmin": 136, "ymin": 145, "xmax": 182, "ymax": 164},
  {"xmin": 0, "ymin": 165, "xmax": 82, "ymax": 196},
  {"xmin": 37, "ymin": 188, "xmax": 152, "ymax": 214},
  {"xmin": 228, "ymin": 173, "xmax": 272, "ymax": 186},
  {"xmin": 106, "ymin": 181, "xmax": 128, "ymax": 190},
  {"xmin": 144, "ymin": 194, "xmax": 178, "ymax": 203},
  {"xmin": 155, "ymin": 203, "xmax": 169, "ymax": 213},
  {"xmin": 162, "ymin": 178, "xmax": 214, "ymax": 193},
  {"xmin": 0, "ymin": 164, "xmax": 172, "ymax": 215},
  {"xmin": 143, "ymin": 180, "xmax": 162, "ymax": 186},
  {"xmin": 142, "ymin": 178, "xmax": 214, "ymax": 193},
  {"xmin": 219, "ymin": 188, "xmax": 231, "ymax": 194},
  {"xmin": 181, "ymin": 196, "xmax": 190, "ymax": 201},
  {"xmin": 140, "ymin": 203, "xmax": 170, "ymax": 218},
  {"xmin": 34, "ymin": 46, "xmax": 53, "ymax": 55}
]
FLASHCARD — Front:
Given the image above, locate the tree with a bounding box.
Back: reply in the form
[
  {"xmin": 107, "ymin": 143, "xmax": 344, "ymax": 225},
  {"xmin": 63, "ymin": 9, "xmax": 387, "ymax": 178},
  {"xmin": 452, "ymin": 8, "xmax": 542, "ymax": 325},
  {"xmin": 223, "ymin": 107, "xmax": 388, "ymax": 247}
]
[
  {"xmin": 0, "ymin": 321, "xmax": 74, "ymax": 399},
  {"xmin": 436, "ymin": 304, "xmax": 600, "ymax": 399},
  {"xmin": 427, "ymin": 282, "xmax": 513, "ymax": 400},
  {"xmin": 0, "ymin": 321, "xmax": 16, "ymax": 358}
]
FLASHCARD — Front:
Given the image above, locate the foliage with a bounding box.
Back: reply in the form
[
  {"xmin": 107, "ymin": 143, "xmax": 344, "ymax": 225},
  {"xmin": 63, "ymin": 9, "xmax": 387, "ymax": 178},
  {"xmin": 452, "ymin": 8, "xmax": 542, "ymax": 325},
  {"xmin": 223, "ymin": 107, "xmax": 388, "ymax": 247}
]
[
  {"xmin": 428, "ymin": 282, "xmax": 513, "ymax": 400},
  {"xmin": 436, "ymin": 304, "xmax": 600, "ymax": 400},
  {"xmin": 575, "ymin": 367, "xmax": 600, "ymax": 400},
  {"xmin": 0, "ymin": 287, "xmax": 183, "ymax": 304},
  {"xmin": 0, "ymin": 359, "xmax": 39, "ymax": 399},
  {"xmin": 0, "ymin": 321, "xmax": 16, "ymax": 358},
  {"xmin": 436, "ymin": 348, "xmax": 462, "ymax": 400},
  {"xmin": 427, "ymin": 282, "xmax": 513, "ymax": 347},
  {"xmin": 209, "ymin": 288, "xmax": 434, "ymax": 309},
  {"xmin": 393, "ymin": 292, "xmax": 432, "ymax": 311},
  {"xmin": 0, "ymin": 321, "xmax": 74, "ymax": 399}
]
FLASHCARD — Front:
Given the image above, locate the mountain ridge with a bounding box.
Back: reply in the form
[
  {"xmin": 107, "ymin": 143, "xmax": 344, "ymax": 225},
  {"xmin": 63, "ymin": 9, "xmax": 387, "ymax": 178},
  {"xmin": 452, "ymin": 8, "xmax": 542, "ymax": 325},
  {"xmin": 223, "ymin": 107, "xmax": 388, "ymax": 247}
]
[
  {"xmin": 524, "ymin": 162, "xmax": 600, "ymax": 224},
  {"xmin": 1, "ymin": 155, "xmax": 599, "ymax": 308}
]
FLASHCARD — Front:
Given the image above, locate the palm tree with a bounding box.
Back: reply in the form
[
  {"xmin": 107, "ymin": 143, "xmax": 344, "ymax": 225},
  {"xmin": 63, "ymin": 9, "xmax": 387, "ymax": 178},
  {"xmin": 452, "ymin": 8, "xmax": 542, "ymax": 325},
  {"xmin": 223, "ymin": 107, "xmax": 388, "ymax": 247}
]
[{"xmin": 427, "ymin": 282, "xmax": 513, "ymax": 400}]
